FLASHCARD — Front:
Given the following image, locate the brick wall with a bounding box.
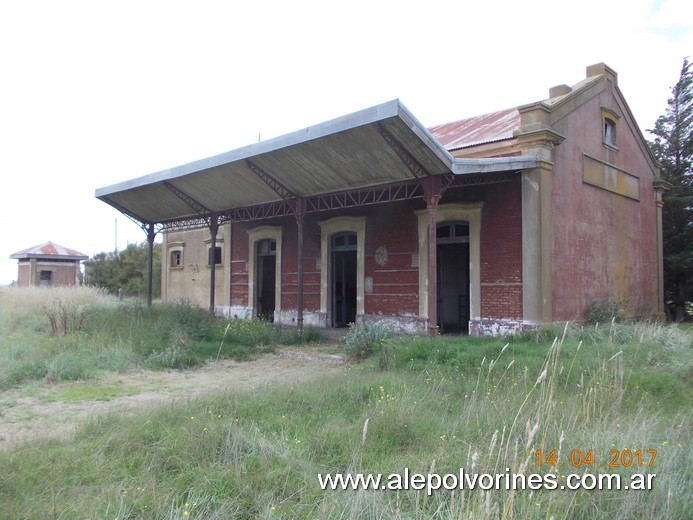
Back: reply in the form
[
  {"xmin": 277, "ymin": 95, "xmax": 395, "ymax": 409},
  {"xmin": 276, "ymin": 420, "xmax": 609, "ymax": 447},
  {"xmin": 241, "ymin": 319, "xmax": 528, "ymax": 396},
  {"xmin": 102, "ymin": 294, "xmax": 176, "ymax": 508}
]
[
  {"xmin": 230, "ymin": 222, "xmax": 250, "ymax": 308},
  {"xmin": 364, "ymin": 201, "xmax": 419, "ymax": 316},
  {"xmin": 15, "ymin": 260, "xmax": 80, "ymax": 287},
  {"xmin": 50, "ymin": 263, "xmax": 80, "ymax": 286},
  {"xmin": 278, "ymin": 218, "xmax": 322, "ymax": 311},
  {"xmin": 17, "ymin": 262, "xmax": 30, "ymax": 286},
  {"xmin": 444, "ymin": 180, "xmax": 523, "ymax": 320},
  {"xmin": 174, "ymin": 182, "xmax": 524, "ymax": 327},
  {"xmin": 479, "ymin": 180, "xmax": 523, "ymax": 319}
]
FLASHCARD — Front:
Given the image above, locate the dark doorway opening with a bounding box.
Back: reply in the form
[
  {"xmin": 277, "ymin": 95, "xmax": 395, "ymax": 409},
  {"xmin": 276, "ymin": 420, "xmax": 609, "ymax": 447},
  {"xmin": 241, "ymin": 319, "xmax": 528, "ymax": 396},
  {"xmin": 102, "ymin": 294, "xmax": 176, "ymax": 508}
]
[
  {"xmin": 39, "ymin": 270, "xmax": 52, "ymax": 288},
  {"xmin": 255, "ymin": 239, "xmax": 276, "ymax": 321},
  {"xmin": 436, "ymin": 222, "xmax": 470, "ymax": 334},
  {"xmin": 331, "ymin": 232, "xmax": 357, "ymax": 327}
]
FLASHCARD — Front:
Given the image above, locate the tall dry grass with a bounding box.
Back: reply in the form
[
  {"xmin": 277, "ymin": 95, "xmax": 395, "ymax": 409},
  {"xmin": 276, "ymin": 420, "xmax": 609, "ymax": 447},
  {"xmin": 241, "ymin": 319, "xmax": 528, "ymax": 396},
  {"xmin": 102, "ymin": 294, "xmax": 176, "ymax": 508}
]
[{"xmin": 0, "ymin": 306, "xmax": 690, "ymax": 518}]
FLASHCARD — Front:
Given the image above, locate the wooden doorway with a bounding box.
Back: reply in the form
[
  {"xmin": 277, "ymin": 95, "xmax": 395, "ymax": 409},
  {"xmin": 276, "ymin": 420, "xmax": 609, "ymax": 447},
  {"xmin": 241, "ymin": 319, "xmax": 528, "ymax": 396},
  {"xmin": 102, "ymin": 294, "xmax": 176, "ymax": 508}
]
[
  {"xmin": 255, "ymin": 239, "xmax": 276, "ymax": 321},
  {"xmin": 436, "ymin": 222, "xmax": 470, "ymax": 333},
  {"xmin": 331, "ymin": 232, "xmax": 357, "ymax": 327}
]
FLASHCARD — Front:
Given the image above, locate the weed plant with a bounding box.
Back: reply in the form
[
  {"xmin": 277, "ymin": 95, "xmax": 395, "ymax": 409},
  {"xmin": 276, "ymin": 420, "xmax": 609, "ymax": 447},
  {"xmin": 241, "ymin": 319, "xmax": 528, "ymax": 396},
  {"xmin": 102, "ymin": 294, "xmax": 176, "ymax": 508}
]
[
  {"xmin": 0, "ymin": 287, "xmax": 324, "ymax": 388},
  {"xmin": 1, "ymin": 319, "xmax": 690, "ymax": 518},
  {"xmin": 344, "ymin": 321, "xmax": 394, "ymax": 360}
]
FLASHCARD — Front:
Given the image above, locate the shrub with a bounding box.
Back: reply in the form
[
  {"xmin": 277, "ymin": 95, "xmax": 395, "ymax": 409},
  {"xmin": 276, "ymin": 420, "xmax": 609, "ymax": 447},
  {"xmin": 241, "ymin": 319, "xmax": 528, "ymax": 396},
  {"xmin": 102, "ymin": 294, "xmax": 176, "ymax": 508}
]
[
  {"xmin": 586, "ymin": 298, "xmax": 624, "ymax": 324},
  {"xmin": 145, "ymin": 344, "xmax": 184, "ymax": 370},
  {"xmin": 344, "ymin": 322, "xmax": 393, "ymax": 361},
  {"xmin": 170, "ymin": 301, "xmax": 216, "ymax": 341}
]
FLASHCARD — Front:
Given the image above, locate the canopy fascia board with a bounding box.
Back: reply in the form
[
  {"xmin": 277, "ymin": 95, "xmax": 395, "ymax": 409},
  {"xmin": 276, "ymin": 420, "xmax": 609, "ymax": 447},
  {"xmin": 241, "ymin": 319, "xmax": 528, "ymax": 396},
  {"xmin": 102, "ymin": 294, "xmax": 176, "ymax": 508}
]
[{"xmin": 452, "ymin": 155, "xmax": 537, "ymax": 175}]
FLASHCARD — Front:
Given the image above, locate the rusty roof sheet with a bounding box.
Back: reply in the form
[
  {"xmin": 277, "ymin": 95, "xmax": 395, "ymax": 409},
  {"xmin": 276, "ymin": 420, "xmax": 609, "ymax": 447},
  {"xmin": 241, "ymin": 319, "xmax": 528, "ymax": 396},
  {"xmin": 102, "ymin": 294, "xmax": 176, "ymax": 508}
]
[
  {"xmin": 428, "ymin": 108, "xmax": 520, "ymax": 151},
  {"xmin": 10, "ymin": 241, "xmax": 88, "ymax": 260}
]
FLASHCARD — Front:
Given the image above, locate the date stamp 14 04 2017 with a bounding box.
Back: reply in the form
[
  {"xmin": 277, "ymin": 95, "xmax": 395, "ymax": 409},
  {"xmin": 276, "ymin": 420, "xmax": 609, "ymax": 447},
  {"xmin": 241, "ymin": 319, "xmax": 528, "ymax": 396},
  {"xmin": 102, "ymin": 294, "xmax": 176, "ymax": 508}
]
[{"xmin": 535, "ymin": 449, "xmax": 657, "ymax": 469}]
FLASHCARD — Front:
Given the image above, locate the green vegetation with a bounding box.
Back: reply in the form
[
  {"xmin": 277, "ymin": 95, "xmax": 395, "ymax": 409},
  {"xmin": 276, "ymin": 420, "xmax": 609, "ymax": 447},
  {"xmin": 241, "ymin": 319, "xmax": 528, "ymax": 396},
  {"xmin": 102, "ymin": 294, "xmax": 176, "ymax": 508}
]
[
  {"xmin": 649, "ymin": 57, "xmax": 693, "ymax": 322},
  {"xmin": 0, "ymin": 286, "xmax": 323, "ymax": 389},
  {"xmin": 85, "ymin": 241, "xmax": 162, "ymax": 298},
  {"xmin": 343, "ymin": 321, "xmax": 393, "ymax": 360},
  {"xmin": 0, "ymin": 288, "xmax": 691, "ymax": 518}
]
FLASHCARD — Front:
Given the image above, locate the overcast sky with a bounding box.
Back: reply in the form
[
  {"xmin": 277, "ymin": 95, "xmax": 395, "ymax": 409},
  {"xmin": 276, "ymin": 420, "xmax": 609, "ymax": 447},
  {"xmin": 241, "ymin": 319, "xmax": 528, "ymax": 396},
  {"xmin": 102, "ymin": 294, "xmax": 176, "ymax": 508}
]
[{"xmin": 0, "ymin": 0, "xmax": 690, "ymax": 285}]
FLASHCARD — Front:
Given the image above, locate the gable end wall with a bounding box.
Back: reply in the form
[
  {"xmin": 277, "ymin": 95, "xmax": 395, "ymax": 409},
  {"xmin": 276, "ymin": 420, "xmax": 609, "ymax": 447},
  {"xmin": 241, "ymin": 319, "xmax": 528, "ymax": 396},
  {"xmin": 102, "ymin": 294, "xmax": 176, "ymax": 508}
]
[{"xmin": 550, "ymin": 81, "xmax": 659, "ymax": 320}]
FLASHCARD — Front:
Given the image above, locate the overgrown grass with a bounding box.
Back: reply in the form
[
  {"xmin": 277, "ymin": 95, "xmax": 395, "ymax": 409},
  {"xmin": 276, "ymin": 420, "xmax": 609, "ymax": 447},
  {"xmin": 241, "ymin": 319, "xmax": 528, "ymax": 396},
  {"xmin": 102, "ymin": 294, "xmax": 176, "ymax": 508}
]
[
  {"xmin": 1, "ymin": 315, "xmax": 691, "ymax": 518},
  {"xmin": 0, "ymin": 286, "xmax": 324, "ymax": 388}
]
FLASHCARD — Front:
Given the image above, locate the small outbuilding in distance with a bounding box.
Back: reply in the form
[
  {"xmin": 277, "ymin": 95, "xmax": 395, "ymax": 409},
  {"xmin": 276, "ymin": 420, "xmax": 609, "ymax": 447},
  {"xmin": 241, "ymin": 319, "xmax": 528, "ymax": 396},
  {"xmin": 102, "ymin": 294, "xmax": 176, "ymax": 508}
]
[
  {"xmin": 10, "ymin": 241, "xmax": 88, "ymax": 287},
  {"xmin": 96, "ymin": 63, "xmax": 665, "ymax": 336}
]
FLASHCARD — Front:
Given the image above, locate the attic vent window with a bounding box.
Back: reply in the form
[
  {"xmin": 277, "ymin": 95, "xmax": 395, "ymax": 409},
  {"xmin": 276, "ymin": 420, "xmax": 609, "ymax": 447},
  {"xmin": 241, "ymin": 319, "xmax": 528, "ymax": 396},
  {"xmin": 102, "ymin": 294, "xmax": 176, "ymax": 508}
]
[{"xmin": 601, "ymin": 108, "xmax": 620, "ymax": 150}]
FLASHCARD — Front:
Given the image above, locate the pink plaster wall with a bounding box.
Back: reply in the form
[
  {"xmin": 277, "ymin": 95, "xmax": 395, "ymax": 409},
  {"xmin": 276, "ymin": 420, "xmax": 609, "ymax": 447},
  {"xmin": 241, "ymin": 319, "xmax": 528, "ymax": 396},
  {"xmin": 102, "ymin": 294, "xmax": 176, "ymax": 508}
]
[{"xmin": 550, "ymin": 81, "xmax": 659, "ymax": 320}]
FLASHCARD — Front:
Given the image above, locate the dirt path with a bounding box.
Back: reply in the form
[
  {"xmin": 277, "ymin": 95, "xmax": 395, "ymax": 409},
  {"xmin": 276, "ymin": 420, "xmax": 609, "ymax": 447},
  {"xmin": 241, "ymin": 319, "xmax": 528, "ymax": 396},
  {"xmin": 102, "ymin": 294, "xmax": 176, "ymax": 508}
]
[{"xmin": 0, "ymin": 349, "xmax": 345, "ymax": 451}]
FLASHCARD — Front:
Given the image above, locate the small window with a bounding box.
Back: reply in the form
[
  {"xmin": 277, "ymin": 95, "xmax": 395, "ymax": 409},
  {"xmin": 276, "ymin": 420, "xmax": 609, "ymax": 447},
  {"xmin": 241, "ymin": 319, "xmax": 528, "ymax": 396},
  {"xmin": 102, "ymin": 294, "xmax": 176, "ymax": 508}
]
[
  {"xmin": 436, "ymin": 221, "xmax": 469, "ymax": 244},
  {"xmin": 209, "ymin": 246, "xmax": 222, "ymax": 266},
  {"xmin": 256, "ymin": 239, "xmax": 276, "ymax": 256},
  {"xmin": 167, "ymin": 240, "xmax": 185, "ymax": 270},
  {"xmin": 601, "ymin": 108, "xmax": 620, "ymax": 149},
  {"xmin": 604, "ymin": 118, "xmax": 617, "ymax": 147},
  {"xmin": 331, "ymin": 232, "xmax": 357, "ymax": 251}
]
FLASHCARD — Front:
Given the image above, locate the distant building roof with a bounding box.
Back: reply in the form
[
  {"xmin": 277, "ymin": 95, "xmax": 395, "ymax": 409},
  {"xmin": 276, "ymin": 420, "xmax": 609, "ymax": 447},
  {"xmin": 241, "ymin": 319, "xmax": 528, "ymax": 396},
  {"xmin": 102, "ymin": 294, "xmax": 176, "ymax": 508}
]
[
  {"xmin": 428, "ymin": 108, "xmax": 520, "ymax": 151},
  {"xmin": 10, "ymin": 241, "xmax": 88, "ymax": 261}
]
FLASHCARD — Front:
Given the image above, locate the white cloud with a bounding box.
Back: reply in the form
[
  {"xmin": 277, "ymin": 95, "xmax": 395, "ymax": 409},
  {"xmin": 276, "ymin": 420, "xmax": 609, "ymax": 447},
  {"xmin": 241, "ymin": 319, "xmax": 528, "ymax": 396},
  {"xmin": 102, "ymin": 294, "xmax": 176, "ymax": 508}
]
[{"xmin": 1, "ymin": 0, "xmax": 690, "ymax": 284}]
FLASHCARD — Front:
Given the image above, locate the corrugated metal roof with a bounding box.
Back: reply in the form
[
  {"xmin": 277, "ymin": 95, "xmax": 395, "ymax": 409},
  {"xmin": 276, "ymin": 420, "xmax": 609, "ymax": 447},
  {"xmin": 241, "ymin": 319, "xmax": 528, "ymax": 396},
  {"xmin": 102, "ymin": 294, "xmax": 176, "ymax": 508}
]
[
  {"xmin": 10, "ymin": 241, "xmax": 88, "ymax": 260},
  {"xmin": 428, "ymin": 108, "xmax": 520, "ymax": 151}
]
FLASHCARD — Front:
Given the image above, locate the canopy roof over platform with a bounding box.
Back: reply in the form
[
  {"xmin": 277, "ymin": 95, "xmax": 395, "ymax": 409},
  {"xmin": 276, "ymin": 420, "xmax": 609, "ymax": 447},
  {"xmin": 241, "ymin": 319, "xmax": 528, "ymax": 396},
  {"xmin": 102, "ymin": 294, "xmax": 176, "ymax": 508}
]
[{"xmin": 96, "ymin": 100, "xmax": 536, "ymax": 227}]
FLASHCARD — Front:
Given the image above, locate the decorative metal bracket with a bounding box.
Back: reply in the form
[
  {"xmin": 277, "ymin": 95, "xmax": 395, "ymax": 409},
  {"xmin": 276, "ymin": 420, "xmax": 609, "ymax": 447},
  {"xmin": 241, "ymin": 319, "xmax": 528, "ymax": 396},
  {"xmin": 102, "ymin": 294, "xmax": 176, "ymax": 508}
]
[
  {"xmin": 163, "ymin": 181, "xmax": 211, "ymax": 215},
  {"xmin": 376, "ymin": 122, "xmax": 431, "ymax": 181},
  {"xmin": 246, "ymin": 159, "xmax": 298, "ymax": 202},
  {"xmin": 103, "ymin": 198, "xmax": 164, "ymax": 237}
]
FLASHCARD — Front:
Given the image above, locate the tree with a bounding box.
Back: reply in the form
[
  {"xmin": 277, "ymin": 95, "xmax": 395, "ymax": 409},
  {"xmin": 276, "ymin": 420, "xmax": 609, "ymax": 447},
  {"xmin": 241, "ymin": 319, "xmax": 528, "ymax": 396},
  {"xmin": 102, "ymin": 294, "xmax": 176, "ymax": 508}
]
[
  {"xmin": 85, "ymin": 242, "xmax": 161, "ymax": 299},
  {"xmin": 649, "ymin": 58, "xmax": 693, "ymax": 321}
]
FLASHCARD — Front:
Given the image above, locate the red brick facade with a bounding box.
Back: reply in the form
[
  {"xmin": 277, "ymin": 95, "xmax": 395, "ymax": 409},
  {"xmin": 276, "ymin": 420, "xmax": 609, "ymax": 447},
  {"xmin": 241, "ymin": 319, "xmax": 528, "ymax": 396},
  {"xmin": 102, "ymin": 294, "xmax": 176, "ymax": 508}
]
[{"xmin": 154, "ymin": 64, "xmax": 663, "ymax": 335}]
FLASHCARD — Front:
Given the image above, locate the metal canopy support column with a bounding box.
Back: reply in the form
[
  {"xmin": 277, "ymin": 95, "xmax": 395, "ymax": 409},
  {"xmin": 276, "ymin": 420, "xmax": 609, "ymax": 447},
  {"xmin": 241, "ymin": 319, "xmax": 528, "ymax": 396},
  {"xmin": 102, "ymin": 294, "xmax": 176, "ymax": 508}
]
[
  {"xmin": 146, "ymin": 223, "xmax": 155, "ymax": 307},
  {"xmin": 105, "ymin": 202, "xmax": 159, "ymax": 308},
  {"xmin": 378, "ymin": 124, "xmax": 445, "ymax": 336},
  {"xmin": 208, "ymin": 214, "xmax": 219, "ymax": 315},
  {"xmin": 295, "ymin": 199, "xmax": 306, "ymax": 332},
  {"xmin": 423, "ymin": 177, "xmax": 443, "ymax": 336},
  {"xmin": 246, "ymin": 159, "xmax": 308, "ymax": 331}
]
